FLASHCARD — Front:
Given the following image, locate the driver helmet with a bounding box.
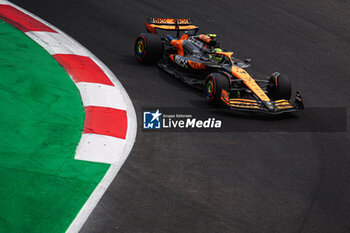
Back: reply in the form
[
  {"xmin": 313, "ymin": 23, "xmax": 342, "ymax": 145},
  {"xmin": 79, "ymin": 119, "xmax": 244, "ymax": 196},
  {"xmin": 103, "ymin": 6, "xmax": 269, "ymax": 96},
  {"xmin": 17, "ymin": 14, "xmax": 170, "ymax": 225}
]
[{"xmin": 211, "ymin": 48, "xmax": 223, "ymax": 63}]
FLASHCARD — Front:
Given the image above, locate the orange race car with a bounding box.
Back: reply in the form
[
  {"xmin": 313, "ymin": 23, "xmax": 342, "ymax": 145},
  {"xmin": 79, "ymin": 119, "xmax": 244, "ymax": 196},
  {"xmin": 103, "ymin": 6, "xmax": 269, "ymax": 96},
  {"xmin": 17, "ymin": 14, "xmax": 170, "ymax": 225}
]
[{"xmin": 134, "ymin": 18, "xmax": 304, "ymax": 114}]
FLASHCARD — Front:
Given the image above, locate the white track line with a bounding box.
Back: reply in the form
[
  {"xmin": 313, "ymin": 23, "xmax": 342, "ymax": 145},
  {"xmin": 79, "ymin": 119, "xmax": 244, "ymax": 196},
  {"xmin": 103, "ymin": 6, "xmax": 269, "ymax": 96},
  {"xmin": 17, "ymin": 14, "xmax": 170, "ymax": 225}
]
[
  {"xmin": 25, "ymin": 31, "xmax": 89, "ymax": 56},
  {"xmin": 76, "ymin": 82, "xmax": 127, "ymax": 110},
  {"xmin": 75, "ymin": 134, "xmax": 127, "ymax": 164}
]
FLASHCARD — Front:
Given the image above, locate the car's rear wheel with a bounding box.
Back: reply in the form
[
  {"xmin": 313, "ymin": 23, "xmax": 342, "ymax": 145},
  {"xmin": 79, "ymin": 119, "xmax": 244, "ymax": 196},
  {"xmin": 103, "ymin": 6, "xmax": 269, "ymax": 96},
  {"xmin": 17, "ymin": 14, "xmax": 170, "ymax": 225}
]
[
  {"xmin": 134, "ymin": 33, "xmax": 163, "ymax": 64},
  {"xmin": 204, "ymin": 73, "xmax": 230, "ymax": 105},
  {"xmin": 268, "ymin": 72, "xmax": 292, "ymax": 100}
]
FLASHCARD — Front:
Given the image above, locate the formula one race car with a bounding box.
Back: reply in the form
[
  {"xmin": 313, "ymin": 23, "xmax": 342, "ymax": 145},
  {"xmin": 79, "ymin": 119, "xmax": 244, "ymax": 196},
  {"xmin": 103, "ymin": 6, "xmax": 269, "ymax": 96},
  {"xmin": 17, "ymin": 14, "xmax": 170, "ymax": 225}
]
[{"xmin": 134, "ymin": 18, "xmax": 304, "ymax": 114}]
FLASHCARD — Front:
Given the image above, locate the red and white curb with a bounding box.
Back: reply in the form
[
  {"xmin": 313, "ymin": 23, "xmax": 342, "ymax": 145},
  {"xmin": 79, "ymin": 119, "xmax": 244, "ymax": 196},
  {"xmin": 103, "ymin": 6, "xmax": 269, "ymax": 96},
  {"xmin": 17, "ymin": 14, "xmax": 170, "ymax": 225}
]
[{"xmin": 0, "ymin": 1, "xmax": 137, "ymax": 232}]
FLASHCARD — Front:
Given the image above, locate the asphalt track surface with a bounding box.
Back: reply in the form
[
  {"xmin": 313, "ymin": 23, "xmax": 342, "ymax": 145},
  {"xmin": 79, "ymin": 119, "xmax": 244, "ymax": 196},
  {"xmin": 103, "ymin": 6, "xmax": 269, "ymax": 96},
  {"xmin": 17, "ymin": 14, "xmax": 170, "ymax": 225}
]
[{"xmin": 11, "ymin": 0, "xmax": 350, "ymax": 232}]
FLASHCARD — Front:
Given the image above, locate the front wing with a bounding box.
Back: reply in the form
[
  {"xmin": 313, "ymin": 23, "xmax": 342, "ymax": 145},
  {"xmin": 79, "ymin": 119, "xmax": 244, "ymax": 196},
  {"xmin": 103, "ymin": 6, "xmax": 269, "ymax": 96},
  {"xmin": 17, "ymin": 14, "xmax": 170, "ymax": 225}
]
[{"xmin": 221, "ymin": 90, "xmax": 304, "ymax": 114}]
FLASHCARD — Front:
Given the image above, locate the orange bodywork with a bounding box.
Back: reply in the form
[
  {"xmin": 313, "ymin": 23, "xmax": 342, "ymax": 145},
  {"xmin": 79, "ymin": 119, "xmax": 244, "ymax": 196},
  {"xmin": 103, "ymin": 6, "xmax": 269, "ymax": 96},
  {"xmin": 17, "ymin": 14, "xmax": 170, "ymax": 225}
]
[
  {"xmin": 215, "ymin": 52, "xmax": 270, "ymax": 102},
  {"xmin": 188, "ymin": 60, "xmax": 205, "ymax": 69},
  {"xmin": 169, "ymin": 54, "xmax": 206, "ymax": 69},
  {"xmin": 145, "ymin": 23, "xmax": 157, "ymax": 33},
  {"xmin": 221, "ymin": 89, "xmax": 230, "ymax": 105},
  {"xmin": 230, "ymin": 98, "xmax": 258, "ymax": 103},
  {"xmin": 169, "ymin": 54, "xmax": 176, "ymax": 63},
  {"xmin": 150, "ymin": 18, "xmax": 191, "ymax": 25},
  {"xmin": 145, "ymin": 18, "xmax": 198, "ymax": 34},
  {"xmin": 231, "ymin": 66, "xmax": 271, "ymax": 102},
  {"xmin": 230, "ymin": 99, "xmax": 260, "ymax": 109},
  {"xmin": 274, "ymin": 99, "xmax": 293, "ymax": 109},
  {"xmin": 199, "ymin": 34, "xmax": 211, "ymax": 43},
  {"xmin": 145, "ymin": 23, "xmax": 198, "ymax": 33},
  {"xmin": 169, "ymin": 34, "xmax": 188, "ymax": 56},
  {"xmin": 217, "ymin": 51, "xmax": 234, "ymax": 57}
]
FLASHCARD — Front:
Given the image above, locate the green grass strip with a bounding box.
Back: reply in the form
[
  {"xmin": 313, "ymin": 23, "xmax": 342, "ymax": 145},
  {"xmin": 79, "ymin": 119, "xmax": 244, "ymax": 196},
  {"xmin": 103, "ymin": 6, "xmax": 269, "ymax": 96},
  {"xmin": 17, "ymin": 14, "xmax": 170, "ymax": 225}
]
[{"xmin": 0, "ymin": 20, "xmax": 109, "ymax": 232}]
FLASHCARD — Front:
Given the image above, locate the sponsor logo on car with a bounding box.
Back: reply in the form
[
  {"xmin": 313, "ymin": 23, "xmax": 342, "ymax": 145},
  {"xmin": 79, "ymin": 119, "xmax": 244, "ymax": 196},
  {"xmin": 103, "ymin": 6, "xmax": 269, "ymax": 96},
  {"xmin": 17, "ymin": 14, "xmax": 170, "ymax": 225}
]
[{"xmin": 174, "ymin": 55, "xmax": 188, "ymax": 68}]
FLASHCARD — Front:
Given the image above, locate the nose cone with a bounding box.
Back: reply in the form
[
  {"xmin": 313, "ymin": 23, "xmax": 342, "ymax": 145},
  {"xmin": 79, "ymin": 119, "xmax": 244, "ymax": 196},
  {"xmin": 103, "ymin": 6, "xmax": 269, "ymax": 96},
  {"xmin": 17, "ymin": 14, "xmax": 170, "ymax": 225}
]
[{"xmin": 264, "ymin": 101, "xmax": 276, "ymax": 111}]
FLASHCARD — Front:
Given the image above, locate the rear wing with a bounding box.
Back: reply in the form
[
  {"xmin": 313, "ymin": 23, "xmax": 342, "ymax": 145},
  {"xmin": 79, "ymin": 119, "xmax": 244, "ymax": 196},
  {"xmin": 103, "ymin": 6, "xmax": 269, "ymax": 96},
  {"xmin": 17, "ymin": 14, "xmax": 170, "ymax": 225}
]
[{"xmin": 145, "ymin": 18, "xmax": 199, "ymax": 34}]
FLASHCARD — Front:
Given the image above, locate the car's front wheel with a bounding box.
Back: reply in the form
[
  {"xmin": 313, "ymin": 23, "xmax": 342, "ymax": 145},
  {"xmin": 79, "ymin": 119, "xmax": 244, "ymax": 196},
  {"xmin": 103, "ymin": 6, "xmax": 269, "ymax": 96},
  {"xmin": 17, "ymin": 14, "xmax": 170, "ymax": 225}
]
[
  {"xmin": 204, "ymin": 73, "xmax": 230, "ymax": 105},
  {"xmin": 267, "ymin": 72, "xmax": 292, "ymax": 100}
]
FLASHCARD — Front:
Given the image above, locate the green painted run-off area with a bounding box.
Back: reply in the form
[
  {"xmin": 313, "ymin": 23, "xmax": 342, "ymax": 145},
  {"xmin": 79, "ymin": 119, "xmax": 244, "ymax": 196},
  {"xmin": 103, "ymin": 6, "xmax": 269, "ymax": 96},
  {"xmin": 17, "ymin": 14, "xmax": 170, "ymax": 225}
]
[{"xmin": 0, "ymin": 20, "xmax": 109, "ymax": 232}]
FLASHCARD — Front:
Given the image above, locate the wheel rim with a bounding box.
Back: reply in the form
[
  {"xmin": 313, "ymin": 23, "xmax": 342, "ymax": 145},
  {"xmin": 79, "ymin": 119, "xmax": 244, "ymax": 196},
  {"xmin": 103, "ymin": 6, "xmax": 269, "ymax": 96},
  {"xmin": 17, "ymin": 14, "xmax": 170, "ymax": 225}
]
[
  {"xmin": 136, "ymin": 40, "xmax": 144, "ymax": 56},
  {"xmin": 206, "ymin": 80, "xmax": 214, "ymax": 98}
]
